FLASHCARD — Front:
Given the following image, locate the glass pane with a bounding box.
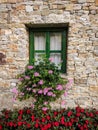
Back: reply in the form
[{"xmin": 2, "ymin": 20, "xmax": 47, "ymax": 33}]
[
  {"xmin": 34, "ymin": 33, "xmax": 45, "ymax": 50},
  {"xmin": 50, "ymin": 33, "xmax": 61, "ymax": 50},
  {"xmin": 50, "ymin": 53, "xmax": 61, "ymax": 69},
  {"xmin": 35, "ymin": 53, "xmax": 45, "ymax": 64}
]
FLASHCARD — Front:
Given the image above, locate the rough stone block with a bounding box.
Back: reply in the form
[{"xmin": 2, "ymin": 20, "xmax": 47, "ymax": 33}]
[{"xmin": 26, "ymin": 5, "xmax": 33, "ymax": 12}]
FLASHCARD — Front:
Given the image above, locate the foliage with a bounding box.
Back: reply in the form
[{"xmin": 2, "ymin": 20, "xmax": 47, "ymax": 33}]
[
  {"xmin": 12, "ymin": 56, "xmax": 68, "ymax": 110},
  {"xmin": 0, "ymin": 106, "xmax": 98, "ymax": 130}
]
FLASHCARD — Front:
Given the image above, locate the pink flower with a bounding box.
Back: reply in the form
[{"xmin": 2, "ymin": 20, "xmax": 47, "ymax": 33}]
[
  {"xmin": 19, "ymin": 78, "xmax": 23, "ymax": 81},
  {"xmin": 27, "ymin": 65, "xmax": 33, "ymax": 69},
  {"xmin": 48, "ymin": 70, "xmax": 53, "ymax": 74},
  {"xmin": 42, "ymin": 107, "xmax": 48, "ymax": 111},
  {"xmin": 32, "ymin": 84, "xmax": 37, "ymax": 87},
  {"xmin": 61, "ymin": 100, "xmax": 66, "ymax": 106},
  {"xmin": 38, "ymin": 80, "xmax": 44, "ymax": 85},
  {"xmin": 34, "ymin": 72, "xmax": 39, "ymax": 77},
  {"xmin": 52, "ymin": 94, "xmax": 56, "ymax": 97},
  {"xmin": 49, "ymin": 57, "xmax": 54, "ymax": 62},
  {"xmin": 44, "ymin": 102, "xmax": 48, "ymax": 105},
  {"xmin": 38, "ymin": 90, "xmax": 43, "ymax": 94},
  {"xmin": 32, "ymin": 89, "xmax": 36, "ymax": 93},
  {"xmin": 12, "ymin": 96, "xmax": 16, "ymax": 102},
  {"xmin": 56, "ymin": 85, "xmax": 63, "ymax": 90},
  {"xmin": 66, "ymin": 78, "xmax": 73, "ymax": 90},
  {"xmin": 20, "ymin": 92, "xmax": 24, "ymax": 95},
  {"xmin": 11, "ymin": 88, "xmax": 18, "ymax": 94},
  {"xmin": 47, "ymin": 92, "xmax": 53, "ymax": 96},
  {"xmin": 25, "ymin": 76, "xmax": 30, "ymax": 79},
  {"xmin": 64, "ymin": 91, "xmax": 68, "ymax": 97},
  {"xmin": 43, "ymin": 88, "xmax": 48, "ymax": 95},
  {"xmin": 31, "ymin": 104, "xmax": 34, "ymax": 109}
]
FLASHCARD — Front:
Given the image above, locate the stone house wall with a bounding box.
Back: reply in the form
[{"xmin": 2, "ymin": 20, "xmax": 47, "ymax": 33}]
[{"xmin": 0, "ymin": 0, "xmax": 98, "ymax": 110}]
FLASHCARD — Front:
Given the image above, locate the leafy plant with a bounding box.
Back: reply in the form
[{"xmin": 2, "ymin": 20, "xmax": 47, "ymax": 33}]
[
  {"xmin": 0, "ymin": 106, "xmax": 98, "ymax": 130},
  {"xmin": 12, "ymin": 56, "xmax": 67, "ymax": 110}
]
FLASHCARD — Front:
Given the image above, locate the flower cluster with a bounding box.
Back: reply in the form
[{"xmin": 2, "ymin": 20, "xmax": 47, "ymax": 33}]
[
  {"xmin": 0, "ymin": 106, "xmax": 98, "ymax": 130},
  {"xmin": 12, "ymin": 56, "xmax": 68, "ymax": 109}
]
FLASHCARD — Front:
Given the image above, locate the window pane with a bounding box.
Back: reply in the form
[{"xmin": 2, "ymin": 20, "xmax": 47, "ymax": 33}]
[
  {"xmin": 34, "ymin": 33, "xmax": 45, "ymax": 50},
  {"xmin": 50, "ymin": 33, "xmax": 61, "ymax": 50},
  {"xmin": 50, "ymin": 53, "xmax": 61, "ymax": 69},
  {"xmin": 35, "ymin": 53, "xmax": 45, "ymax": 64}
]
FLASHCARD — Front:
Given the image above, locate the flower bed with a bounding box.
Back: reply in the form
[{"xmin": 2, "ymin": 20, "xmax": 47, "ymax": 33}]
[{"xmin": 0, "ymin": 106, "xmax": 98, "ymax": 130}]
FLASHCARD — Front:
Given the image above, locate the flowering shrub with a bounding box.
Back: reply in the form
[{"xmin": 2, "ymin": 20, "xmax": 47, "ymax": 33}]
[
  {"xmin": 0, "ymin": 106, "xmax": 98, "ymax": 130},
  {"xmin": 12, "ymin": 56, "xmax": 67, "ymax": 110}
]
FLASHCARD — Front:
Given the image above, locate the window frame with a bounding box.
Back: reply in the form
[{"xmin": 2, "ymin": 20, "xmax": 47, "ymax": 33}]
[{"xmin": 29, "ymin": 27, "xmax": 68, "ymax": 73}]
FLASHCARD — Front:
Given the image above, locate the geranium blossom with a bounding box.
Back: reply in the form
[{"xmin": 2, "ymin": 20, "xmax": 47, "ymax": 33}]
[
  {"xmin": 48, "ymin": 70, "xmax": 53, "ymax": 74},
  {"xmin": 49, "ymin": 57, "xmax": 54, "ymax": 62},
  {"xmin": 27, "ymin": 65, "xmax": 33, "ymax": 69},
  {"xmin": 42, "ymin": 107, "xmax": 48, "ymax": 111},
  {"xmin": 38, "ymin": 90, "xmax": 43, "ymax": 94},
  {"xmin": 56, "ymin": 84, "xmax": 63, "ymax": 90},
  {"xmin": 11, "ymin": 88, "xmax": 18, "ymax": 94},
  {"xmin": 43, "ymin": 88, "xmax": 48, "ymax": 95},
  {"xmin": 25, "ymin": 76, "xmax": 30, "ymax": 79},
  {"xmin": 34, "ymin": 72, "xmax": 39, "ymax": 77},
  {"xmin": 38, "ymin": 80, "xmax": 44, "ymax": 85},
  {"xmin": 47, "ymin": 92, "xmax": 53, "ymax": 96}
]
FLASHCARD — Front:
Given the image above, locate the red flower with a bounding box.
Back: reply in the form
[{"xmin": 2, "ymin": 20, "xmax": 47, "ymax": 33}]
[
  {"xmin": 83, "ymin": 124, "xmax": 87, "ymax": 129},
  {"xmin": 31, "ymin": 115, "xmax": 35, "ymax": 121},
  {"xmin": 35, "ymin": 123, "xmax": 39, "ymax": 128},
  {"xmin": 27, "ymin": 123, "xmax": 31, "ymax": 128},
  {"xmin": 85, "ymin": 120, "xmax": 89, "ymax": 124},
  {"xmin": 18, "ymin": 115, "xmax": 22, "ymax": 120},
  {"xmin": 47, "ymin": 123, "xmax": 51, "ymax": 128},
  {"xmin": 5, "ymin": 114, "xmax": 9, "ymax": 119},
  {"xmin": 18, "ymin": 121, "xmax": 23, "ymax": 126},
  {"xmin": 67, "ymin": 111, "xmax": 72, "ymax": 117},
  {"xmin": 76, "ymin": 106, "xmax": 81, "ymax": 113},
  {"xmin": 54, "ymin": 111, "xmax": 58, "ymax": 116},
  {"xmin": 0, "ymin": 125, "xmax": 2, "ymax": 130},
  {"xmin": 76, "ymin": 113, "xmax": 80, "ymax": 117},
  {"xmin": 68, "ymin": 122, "xmax": 72, "ymax": 127},
  {"xmin": 53, "ymin": 121, "xmax": 59, "ymax": 127},
  {"xmin": 18, "ymin": 110, "xmax": 23, "ymax": 115},
  {"xmin": 26, "ymin": 109, "xmax": 31, "ymax": 114},
  {"xmin": 89, "ymin": 112, "xmax": 94, "ymax": 117},
  {"xmin": 81, "ymin": 108, "xmax": 84, "ymax": 113},
  {"xmin": 61, "ymin": 116, "xmax": 65, "ymax": 121},
  {"xmin": 46, "ymin": 115, "xmax": 50, "ymax": 120},
  {"xmin": 42, "ymin": 118, "xmax": 46, "ymax": 122},
  {"xmin": 70, "ymin": 118, "xmax": 74, "ymax": 123}
]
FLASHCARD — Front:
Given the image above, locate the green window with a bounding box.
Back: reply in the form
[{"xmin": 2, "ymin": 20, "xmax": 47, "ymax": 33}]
[{"xmin": 29, "ymin": 27, "xmax": 68, "ymax": 73}]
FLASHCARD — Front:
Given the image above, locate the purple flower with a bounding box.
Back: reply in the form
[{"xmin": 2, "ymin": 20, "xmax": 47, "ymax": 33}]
[
  {"xmin": 48, "ymin": 70, "xmax": 53, "ymax": 74},
  {"xmin": 56, "ymin": 85, "xmax": 63, "ymax": 90},
  {"xmin": 34, "ymin": 72, "xmax": 39, "ymax": 77},
  {"xmin": 38, "ymin": 80, "xmax": 44, "ymax": 85},
  {"xmin": 38, "ymin": 90, "xmax": 43, "ymax": 94},
  {"xmin": 47, "ymin": 91, "xmax": 53, "ymax": 96},
  {"xmin": 27, "ymin": 65, "xmax": 33, "ymax": 69}
]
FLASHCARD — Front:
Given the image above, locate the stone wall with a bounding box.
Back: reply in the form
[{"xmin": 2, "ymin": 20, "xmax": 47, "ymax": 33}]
[{"xmin": 0, "ymin": 0, "xmax": 98, "ymax": 110}]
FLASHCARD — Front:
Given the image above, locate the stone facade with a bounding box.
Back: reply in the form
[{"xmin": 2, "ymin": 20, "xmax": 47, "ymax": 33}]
[{"xmin": 0, "ymin": 0, "xmax": 98, "ymax": 110}]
